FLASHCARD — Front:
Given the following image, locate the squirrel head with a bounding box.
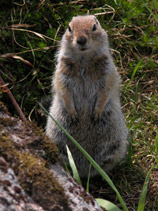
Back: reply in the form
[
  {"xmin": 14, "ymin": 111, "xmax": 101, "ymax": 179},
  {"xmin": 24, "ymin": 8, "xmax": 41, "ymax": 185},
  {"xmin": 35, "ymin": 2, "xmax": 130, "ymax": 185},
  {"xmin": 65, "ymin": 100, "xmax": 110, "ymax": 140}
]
[{"xmin": 63, "ymin": 15, "xmax": 108, "ymax": 54}]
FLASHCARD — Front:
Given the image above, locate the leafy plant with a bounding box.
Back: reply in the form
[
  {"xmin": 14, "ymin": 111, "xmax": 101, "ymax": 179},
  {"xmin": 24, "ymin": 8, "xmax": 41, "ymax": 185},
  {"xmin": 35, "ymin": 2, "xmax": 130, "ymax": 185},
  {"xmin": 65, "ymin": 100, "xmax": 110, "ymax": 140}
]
[
  {"xmin": 96, "ymin": 198, "xmax": 122, "ymax": 211},
  {"xmin": 66, "ymin": 144, "xmax": 82, "ymax": 185}
]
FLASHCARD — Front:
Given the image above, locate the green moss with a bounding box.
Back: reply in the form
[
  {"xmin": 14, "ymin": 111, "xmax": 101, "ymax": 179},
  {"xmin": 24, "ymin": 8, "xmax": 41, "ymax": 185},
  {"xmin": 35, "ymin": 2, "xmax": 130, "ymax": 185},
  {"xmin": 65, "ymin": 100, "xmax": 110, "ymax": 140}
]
[
  {"xmin": 0, "ymin": 102, "xmax": 8, "ymax": 113},
  {"xmin": 0, "ymin": 117, "xmax": 18, "ymax": 127},
  {"xmin": 24, "ymin": 121, "xmax": 59, "ymax": 164},
  {"xmin": 0, "ymin": 134, "xmax": 70, "ymax": 210},
  {"xmin": 0, "ymin": 136, "xmax": 16, "ymax": 158},
  {"xmin": 17, "ymin": 151, "xmax": 70, "ymax": 210}
]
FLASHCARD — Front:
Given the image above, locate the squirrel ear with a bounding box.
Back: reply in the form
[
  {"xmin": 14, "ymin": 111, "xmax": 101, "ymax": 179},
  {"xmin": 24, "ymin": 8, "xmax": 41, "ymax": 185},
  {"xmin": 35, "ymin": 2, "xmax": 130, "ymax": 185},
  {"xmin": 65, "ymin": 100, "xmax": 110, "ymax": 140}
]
[
  {"xmin": 92, "ymin": 24, "xmax": 97, "ymax": 31},
  {"xmin": 68, "ymin": 25, "xmax": 72, "ymax": 32},
  {"xmin": 93, "ymin": 16, "xmax": 99, "ymax": 25}
]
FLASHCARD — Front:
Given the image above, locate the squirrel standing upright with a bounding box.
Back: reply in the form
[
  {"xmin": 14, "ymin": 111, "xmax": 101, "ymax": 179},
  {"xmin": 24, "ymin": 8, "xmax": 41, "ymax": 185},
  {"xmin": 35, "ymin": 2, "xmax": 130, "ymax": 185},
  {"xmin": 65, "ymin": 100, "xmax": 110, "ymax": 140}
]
[{"xmin": 46, "ymin": 15, "xmax": 128, "ymax": 177}]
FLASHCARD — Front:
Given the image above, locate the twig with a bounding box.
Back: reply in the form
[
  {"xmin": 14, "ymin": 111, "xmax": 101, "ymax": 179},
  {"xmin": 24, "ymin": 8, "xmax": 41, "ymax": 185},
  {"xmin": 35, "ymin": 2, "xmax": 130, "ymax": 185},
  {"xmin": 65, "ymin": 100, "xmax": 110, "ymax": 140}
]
[
  {"xmin": 0, "ymin": 46, "xmax": 56, "ymax": 59},
  {"xmin": 6, "ymin": 27, "xmax": 59, "ymax": 42},
  {"xmin": 50, "ymin": 0, "xmax": 87, "ymax": 7},
  {"xmin": 0, "ymin": 74, "xmax": 27, "ymax": 121}
]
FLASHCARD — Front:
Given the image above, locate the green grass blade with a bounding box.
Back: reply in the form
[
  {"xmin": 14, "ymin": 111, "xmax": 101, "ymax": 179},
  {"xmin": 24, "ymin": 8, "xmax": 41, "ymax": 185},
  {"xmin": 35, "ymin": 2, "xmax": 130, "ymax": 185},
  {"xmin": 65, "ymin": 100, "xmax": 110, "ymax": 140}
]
[
  {"xmin": 145, "ymin": 5, "xmax": 158, "ymax": 22},
  {"xmin": 66, "ymin": 144, "xmax": 82, "ymax": 185},
  {"xmin": 86, "ymin": 164, "xmax": 91, "ymax": 192},
  {"xmin": 131, "ymin": 59, "xmax": 143, "ymax": 80},
  {"xmin": 96, "ymin": 198, "xmax": 122, "ymax": 211},
  {"xmin": 38, "ymin": 102, "xmax": 128, "ymax": 211},
  {"xmin": 137, "ymin": 166, "xmax": 154, "ymax": 211},
  {"xmin": 155, "ymin": 132, "xmax": 158, "ymax": 154},
  {"xmin": 62, "ymin": 158, "xmax": 71, "ymax": 175}
]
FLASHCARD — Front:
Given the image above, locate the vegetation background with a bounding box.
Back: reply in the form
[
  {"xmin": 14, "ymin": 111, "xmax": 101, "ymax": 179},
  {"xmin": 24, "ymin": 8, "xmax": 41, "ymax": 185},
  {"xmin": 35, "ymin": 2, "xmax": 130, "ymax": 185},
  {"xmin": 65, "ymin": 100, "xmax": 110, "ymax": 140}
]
[{"xmin": 0, "ymin": 0, "xmax": 158, "ymax": 210}]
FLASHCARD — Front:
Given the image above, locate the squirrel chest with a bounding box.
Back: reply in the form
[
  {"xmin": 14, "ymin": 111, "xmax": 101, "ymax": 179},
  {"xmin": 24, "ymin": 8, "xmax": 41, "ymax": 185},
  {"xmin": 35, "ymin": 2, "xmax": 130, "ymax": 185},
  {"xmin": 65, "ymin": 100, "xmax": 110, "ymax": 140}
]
[{"xmin": 55, "ymin": 54, "xmax": 108, "ymax": 115}]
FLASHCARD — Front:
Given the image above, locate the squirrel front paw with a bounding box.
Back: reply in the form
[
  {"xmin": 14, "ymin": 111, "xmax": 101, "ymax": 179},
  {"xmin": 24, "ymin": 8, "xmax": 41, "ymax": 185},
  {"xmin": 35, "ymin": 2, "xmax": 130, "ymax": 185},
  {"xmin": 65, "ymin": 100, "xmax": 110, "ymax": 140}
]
[
  {"xmin": 68, "ymin": 109, "xmax": 78, "ymax": 122},
  {"xmin": 92, "ymin": 107, "xmax": 103, "ymax": 122},
  {"xmin": 71, "ymin": 111, "xmax": 78, "ymax": 121}
]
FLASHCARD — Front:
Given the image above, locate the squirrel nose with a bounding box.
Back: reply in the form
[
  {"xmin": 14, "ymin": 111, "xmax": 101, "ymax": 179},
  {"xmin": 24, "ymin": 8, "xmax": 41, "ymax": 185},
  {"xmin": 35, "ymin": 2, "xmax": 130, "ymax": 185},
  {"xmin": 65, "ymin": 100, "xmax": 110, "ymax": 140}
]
[{"xmin": 77, "ymin": 36, "xmax": 87, "ymax": 46}]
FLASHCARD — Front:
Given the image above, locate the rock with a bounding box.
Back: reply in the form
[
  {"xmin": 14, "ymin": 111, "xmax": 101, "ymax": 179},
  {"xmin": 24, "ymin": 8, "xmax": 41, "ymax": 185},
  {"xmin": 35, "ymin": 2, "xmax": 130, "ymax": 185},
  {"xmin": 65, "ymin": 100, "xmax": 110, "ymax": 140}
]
[{"xmin": 0, "ymin": 101, "xmax": 102, "ymax": 211}]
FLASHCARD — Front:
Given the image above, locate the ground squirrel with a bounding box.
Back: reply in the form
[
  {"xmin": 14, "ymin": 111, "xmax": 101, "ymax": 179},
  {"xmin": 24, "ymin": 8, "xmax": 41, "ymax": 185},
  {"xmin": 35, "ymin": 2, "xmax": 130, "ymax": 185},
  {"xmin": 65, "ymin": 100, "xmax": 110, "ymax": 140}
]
[{"xmin": 46, "ymin": 15, "xmax": 128, "ymax": 177}]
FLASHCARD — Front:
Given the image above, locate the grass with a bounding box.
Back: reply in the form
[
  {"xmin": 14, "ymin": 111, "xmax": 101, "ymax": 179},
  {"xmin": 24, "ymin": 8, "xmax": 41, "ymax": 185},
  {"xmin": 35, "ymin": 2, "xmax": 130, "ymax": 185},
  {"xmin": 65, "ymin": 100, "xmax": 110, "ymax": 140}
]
[
  {"xmin": 0, "ymin": 0, "xmax": 158, "ymax": 210},
  {"xmin": 66, "ymin": 144, "xmax": 82, "ymax": 186},
  {"xmin": 137, "ymin": 166, "xmax": 154, "ymax": 211}
]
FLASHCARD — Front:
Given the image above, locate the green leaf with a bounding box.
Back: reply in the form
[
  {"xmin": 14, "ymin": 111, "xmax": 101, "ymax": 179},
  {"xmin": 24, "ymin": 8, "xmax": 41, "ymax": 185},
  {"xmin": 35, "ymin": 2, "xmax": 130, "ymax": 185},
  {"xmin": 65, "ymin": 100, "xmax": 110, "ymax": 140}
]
[
  {"xmin": 66, "ymin": 144, "xmax": 82, "ymax": 185},
  {"xmin": 145, "ymin": 5, "xmax": 158, "ymax": 22},
  {"xmin": 86, "ymin": 164, "xmax": 91, "ymax": 193},
  {"xmin": 137, "ymin": 165, "xmax": 154, "ymax": 211},
  {"xmin": 131, "ymin": 59, "xmax": 143, "ymax": 80},
  {"xmin": 62, "ymin": 158, "xmax": 71, "ymax": 175},
  {"xmin": 152, "ymin": 0, "xmax": 158, "ymax": 10},
  {"xmin": 155, "ymin": 132, "xmax": 158, "ymax": 154},
  {"xmin": 96, "ymin": 198, "xmax": 122, "ymax": 211}
]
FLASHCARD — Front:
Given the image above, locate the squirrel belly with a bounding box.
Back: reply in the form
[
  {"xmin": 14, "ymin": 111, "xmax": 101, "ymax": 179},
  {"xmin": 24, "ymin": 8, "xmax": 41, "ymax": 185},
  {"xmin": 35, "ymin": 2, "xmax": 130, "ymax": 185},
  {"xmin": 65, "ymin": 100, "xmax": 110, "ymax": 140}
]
[{"xmin": 46, "ymin": 15, "xmax": 128, "ymax": 177}]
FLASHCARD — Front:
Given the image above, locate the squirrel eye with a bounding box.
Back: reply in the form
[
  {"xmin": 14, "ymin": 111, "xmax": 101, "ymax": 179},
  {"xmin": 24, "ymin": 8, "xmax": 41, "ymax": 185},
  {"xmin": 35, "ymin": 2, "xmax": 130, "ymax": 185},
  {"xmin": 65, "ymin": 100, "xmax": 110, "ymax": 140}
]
[
  {"xmin": 68, "ymin": 25, "xmax": 72, "ymax": 32},
  {"xmin": 92, "ymin": 24, "xmax": 97, "ymax": 31}
]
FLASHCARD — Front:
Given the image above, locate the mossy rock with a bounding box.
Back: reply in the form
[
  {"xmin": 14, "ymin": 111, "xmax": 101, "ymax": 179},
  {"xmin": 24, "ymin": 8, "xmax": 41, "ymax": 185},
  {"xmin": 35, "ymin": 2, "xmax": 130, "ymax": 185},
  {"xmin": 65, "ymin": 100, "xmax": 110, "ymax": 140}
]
[{"xmin": 0, "ymin": 101, "xmax": 102, "ymax": 211}]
